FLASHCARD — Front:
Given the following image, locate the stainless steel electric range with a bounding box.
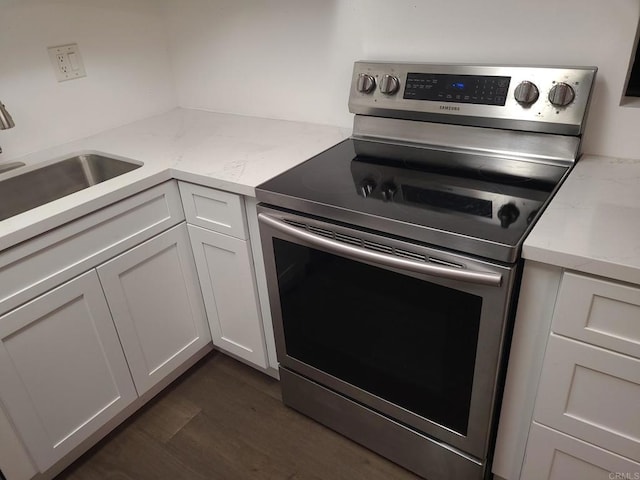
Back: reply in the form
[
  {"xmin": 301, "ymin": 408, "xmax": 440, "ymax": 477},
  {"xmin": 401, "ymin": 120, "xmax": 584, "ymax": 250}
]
[{"xmin": 256, "ymin": 61, "xmax": 597, "ymax": 479}]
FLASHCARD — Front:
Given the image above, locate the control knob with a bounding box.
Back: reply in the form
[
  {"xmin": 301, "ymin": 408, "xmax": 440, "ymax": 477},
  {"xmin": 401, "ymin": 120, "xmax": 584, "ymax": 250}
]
[
  {"xmin": 381, "ymin": 182, "xmax": 397, "ymax": 202},
  {"xmin": 356, "ymin": 73, "xmax": 376, "ymax": 94},
  {"xmin": 514, "ymin": 81, "xmax": 539, "ymax": 106},
  {"xmin": 548, "ymin": 82, "xmax": 575, "ymax": 107},
  {"xmin": 497, "ymin": 203, "xmax": 520, "ymax": 229},
  {"xmin": 379, "ymin": 75, "xmax": 400, "ymax": 95},
  {"xmin": 359, "ymin": 179, "xmax": 376, "ymax": 197}
]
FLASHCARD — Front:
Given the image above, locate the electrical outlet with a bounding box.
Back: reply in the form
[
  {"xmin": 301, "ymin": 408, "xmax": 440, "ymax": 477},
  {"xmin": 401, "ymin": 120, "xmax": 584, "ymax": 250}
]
[
  {"xmin": 57, "ymin": 54, "xmax": 68, "ymax": 73},
  {"xmin": 47, "ymin": 44, "xmax": 86, "ymax": 82}
]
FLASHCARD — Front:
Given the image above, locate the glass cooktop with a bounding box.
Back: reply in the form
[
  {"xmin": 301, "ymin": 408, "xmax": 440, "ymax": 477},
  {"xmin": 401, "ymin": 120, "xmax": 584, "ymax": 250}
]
[{"xmin": 256, "ymin": 139, "xmax": 569, "ymax": 263}]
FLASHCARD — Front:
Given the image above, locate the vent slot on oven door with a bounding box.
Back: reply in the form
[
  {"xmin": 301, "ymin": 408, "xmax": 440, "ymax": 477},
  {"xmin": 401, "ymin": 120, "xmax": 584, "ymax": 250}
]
[
  {"xmin": 428, "ymin": 257, "xmax": 464, "ymax": 269},
  {"xmin": 283, "ymin": 219, "xmax": 307, "ymax": 230},
  {"xmin": 363, "ymin": 240, "xmax": 394, "ymax": 255},
  {"xmin": 395, "ymin": 249, "xmax": 427, "ymax": 262},
  {"xmin": 282, "ymin": 217, "xmax": 438, "ymax": 266},
  {"xmin": 307, "ymin": 225, "xmax": 334, "ymax": 238},
  {"xmin": 334, "ymin": 232, "xmax": 363, "ymax": 247}
]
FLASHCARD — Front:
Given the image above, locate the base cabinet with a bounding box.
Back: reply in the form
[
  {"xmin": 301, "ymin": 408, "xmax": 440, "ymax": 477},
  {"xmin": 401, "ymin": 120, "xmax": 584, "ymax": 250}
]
[
  {"xmin": 0, "ymin": 221, "xmax": 210, "ymax": 475},
  {"xmin": 512, "ymin": 267, "xmax": 640, "ymax": 480},
  {"xmin": 179, "ymin": 181, "xmax": 268, "ymax": 369},
  {"xmin": 97, "ymin": 224, "xmax": 211, "ymax": 395},
  {"xmin": 533, "ymin": 334, "xmax": 640, "ymax": 463},
  {"xmin": 0, "ymin": 271, "xmax": 137, "ymax": 472},
  {"xmin": 0, "ymin": 179, "xmax": 270, "ymax": 478},
  {"xmin": 188, "ymin": 224, "xmax": 267, "ymax": 368},
  {"xmin": 522, "ymin": 423, "xmax": 640, "ymax": 480}
]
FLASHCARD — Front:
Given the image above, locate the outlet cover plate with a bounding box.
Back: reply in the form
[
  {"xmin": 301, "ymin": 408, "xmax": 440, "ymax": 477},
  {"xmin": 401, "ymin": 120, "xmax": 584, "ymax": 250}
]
[{"xmin": 47, "ymin": 44, "xmax": 86, "ymax": 82}]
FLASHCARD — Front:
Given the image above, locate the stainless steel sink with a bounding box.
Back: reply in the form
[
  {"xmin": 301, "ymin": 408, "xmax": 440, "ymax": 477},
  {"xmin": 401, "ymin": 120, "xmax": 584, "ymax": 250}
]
[{"xmin": 0, "ymin": 153, "xmax": 142, "ymax": 221}]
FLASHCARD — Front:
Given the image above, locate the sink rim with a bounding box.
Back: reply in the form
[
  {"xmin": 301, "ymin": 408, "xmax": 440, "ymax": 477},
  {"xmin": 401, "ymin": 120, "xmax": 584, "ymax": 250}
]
[
  {"xmin": 0, "ymin": 150, "xmax": 145, "ymax": 223},
  {"xmin": 0, "ymin": 149, "xmax": 144, "ymax": 182}
]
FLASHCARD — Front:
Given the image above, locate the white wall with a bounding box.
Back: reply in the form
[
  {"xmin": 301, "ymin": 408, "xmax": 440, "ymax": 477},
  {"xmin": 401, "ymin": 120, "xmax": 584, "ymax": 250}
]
[
  {"xmin": 0, "ymin": 0, "xmax": 177, "ymax": 161},
  {"xmin": 2, "ymin": 0, "xmax": 638, "ymax": 160},
  {"xmin": 163, "ymin": 0, "xmax": 362, "ymax": 128},
  {"xmin": 163, "ymin": 0, "xmax": 640, "ymax": 160}
]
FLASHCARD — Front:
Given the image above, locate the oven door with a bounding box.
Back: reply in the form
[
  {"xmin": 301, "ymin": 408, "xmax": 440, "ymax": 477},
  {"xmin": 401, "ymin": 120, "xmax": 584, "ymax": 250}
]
[{"xmin": 258, "ymin": 205, "xmax": 517, "ymax": 459}]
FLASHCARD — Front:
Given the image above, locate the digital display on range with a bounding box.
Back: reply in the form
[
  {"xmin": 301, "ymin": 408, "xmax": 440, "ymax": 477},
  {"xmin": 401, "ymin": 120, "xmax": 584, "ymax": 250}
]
[{"xmin": 403, "ymin": 73, "xmax": 511, "ymax": 106}]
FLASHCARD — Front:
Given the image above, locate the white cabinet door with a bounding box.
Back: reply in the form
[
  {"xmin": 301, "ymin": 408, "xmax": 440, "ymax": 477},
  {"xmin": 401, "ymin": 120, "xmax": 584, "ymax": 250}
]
[
  {"xmin": 534, "ymin": 334, "xmax": 640, "ymax": 462},
  {"xmin": 0, "ymin": 271, "xmax": 137, "ymax": 472},
  {"xmin": 0, "ymin": 405, "xmax": 37, "ymax": 480},
  {"xmin": 188, "ymin": 224, "xmax": 268, "ymax": 368},
  {"xmin": 522, "ymin": 423, "xmax": 640, "ymax": 480},
  {"xmin": 552, "ymin": 271, "xmax": 640, "ymax": 359},
  {"xmin": 97, "ymin": 224, "xmax": 210, "ymax": 396}
]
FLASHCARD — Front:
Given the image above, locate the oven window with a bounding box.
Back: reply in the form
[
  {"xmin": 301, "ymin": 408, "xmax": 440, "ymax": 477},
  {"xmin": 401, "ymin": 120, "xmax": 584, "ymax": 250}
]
[{"xmin": 274, "ymin": 238, "xmax": 482, "ymax": 435}]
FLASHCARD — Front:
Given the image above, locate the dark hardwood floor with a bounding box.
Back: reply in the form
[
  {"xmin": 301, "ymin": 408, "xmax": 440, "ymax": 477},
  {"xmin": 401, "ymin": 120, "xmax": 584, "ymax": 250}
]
[{"xmin": 56, "ymin": 351, "xmax": 421, "ymax": 479}]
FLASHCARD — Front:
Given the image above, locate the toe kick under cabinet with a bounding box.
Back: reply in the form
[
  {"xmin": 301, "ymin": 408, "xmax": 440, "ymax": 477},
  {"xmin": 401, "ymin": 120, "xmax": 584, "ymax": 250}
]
[
  {"xmin": 178, "ymin": 181, "xmax": 268, "ymax": 369},
  {"xmin": 520, "ymin": 271, "xmax": 640, "ymax": 479},
  {"xmin": 0, "ymin": 181, "xmax": 211, "ymax": 476}
]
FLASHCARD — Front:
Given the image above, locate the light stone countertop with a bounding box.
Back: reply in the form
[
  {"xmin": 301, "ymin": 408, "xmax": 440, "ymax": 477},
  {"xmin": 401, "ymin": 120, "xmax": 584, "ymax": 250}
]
[
  {"xmin": 523, "ymin": 154, "xmax": 640, "ymax": 285},
  {"xmin": 3, "ymin": 108, "xmax": 639, "ymax": 287},
  {"xmin": 0, "ymin": 108, "xmax": 350, "ymax": 251}
]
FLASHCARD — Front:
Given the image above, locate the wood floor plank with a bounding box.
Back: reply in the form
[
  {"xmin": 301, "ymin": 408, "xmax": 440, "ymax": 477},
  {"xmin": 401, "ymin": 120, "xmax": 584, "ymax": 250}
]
[
  {"xmin": 133, "ymin": 385, "xmax": 202, "ymax": 443},
  {"xmin": 172, "ymin": 355, "xmax": 420, "ymax": 479},
  {"xmin": 57, "ymin": 420, "xmax": 207, "ymax": 480},
  {"xmin": 167, "ymin": 410, "xmax": 321, "ymax": 480},
  {"xmin": 215, "ymin": 354, "xmax": 283, "ymax": 401},
  {"xmin": 55, "ymin": 352, "xmax": 421, "ymax": 480}
]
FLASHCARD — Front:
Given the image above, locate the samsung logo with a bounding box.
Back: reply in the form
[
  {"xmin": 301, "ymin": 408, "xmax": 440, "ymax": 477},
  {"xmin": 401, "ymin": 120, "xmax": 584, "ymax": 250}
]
[{"xmin": 439, "ymin": 105, "xmax": 460, "ymax": 111}]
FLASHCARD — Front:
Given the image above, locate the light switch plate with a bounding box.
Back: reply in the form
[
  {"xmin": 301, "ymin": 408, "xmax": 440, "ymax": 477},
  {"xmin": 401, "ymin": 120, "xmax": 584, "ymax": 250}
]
[{"xmin": 47, "ymin": 44, "xmax": 87, "ymax": 82}]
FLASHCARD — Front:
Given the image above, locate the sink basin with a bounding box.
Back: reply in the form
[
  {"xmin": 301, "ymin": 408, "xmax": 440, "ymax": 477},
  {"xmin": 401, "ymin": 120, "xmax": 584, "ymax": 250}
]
[{"xmin": 0, "ymin": 153, "xmax": 142, "ymax": 221}]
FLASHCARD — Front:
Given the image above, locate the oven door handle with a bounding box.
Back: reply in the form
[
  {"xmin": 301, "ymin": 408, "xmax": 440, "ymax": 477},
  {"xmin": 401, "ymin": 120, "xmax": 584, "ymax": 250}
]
[{"xmin": 259, "ymin": 213, "xmax": 503, "ymax": 287}]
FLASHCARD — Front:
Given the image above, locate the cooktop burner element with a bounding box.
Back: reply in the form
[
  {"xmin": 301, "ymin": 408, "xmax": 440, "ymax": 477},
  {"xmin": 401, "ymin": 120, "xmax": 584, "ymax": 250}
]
[{"xmin": 258, "ymin": 62, "xmax": 597, "ymax": 263}]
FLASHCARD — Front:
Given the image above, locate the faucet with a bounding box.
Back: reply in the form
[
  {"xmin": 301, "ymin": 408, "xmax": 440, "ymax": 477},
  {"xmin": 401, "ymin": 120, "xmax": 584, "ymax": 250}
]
[
  {"xmin": 0, "ymin": 101, "xmax": 15, "ymax": 131},
  {"xmin": 0, "ymin": 100, "xmax": 24, "ymax": 173},
  {"xmin": 1, "ymin": 100, "xmax": 16, "ymax": 156}
]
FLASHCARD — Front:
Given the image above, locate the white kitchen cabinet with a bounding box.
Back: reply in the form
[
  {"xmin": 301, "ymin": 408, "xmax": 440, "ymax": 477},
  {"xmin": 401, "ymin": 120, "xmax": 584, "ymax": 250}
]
[
  {"xmin": 244, "ymin": 197, "xmax": 279, "ymax": 371},
  {"xmin": 521, "ymin": 423, "xmax": 640, "ymax": 480},
  {"xmin": 0, "ymin": 181, "xmax": 184, "ymax": 317},
  {"xmin": 552, "ymin": 272, "xmax": 640, "ymax": 359},
  {"xmin": 188, "ymin": 224, "xmax": 268, "ymax": 368},
  {"xmin": 0, "ymin": 405, "xmax": 37, "ymax": 480},
  {"xmin": 0, "ymin": 271, "xmax": 137, "ymax": 472},
  {"xmin": 97, "ymin": 223, "xmax": 210, "ymax": 395},
  {"xmin": 492, "ymin": 262, "xmax": 563, "ymax": 480},
  {"xmin": 0, "ymin": 181, "xmax": 213, "ymax": 479},
  {"xmin": 533, "ymin": 334, "xmax": 640, "ymax": 463},
  {"xmin": 179, "ymin": 181, "xmax": 248, "ymax": 239},
  {"xmin": 505, "ymin": 267, "xmax": 640, "ymax": 480},
  {"xmin": 179, "ymin": 181, "xmax": 268, "ymax": 369}
]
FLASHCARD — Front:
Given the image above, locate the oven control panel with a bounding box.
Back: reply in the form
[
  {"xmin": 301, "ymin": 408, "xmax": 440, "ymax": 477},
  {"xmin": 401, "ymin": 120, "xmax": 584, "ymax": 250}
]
[
  {"xmin": 349, "ymin": 61, "xmax": 597, "ymax": 136},
  {"xmin": 402, "ymin": 73, "xmax": 511, "ymax": 106}
]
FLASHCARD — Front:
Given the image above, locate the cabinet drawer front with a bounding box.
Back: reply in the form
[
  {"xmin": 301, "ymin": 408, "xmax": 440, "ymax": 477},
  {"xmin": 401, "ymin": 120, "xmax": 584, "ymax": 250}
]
[
  {"xmin": 0, "ymin": 271, "xmax": 137, "ymax": 472},
  {"xmin": 534, "ymin": 334, "xmax": 640, "ymax": 462},
  {"xmin": 553, "ymin": 272, "xmax": 640, "ymax": 359},
  {"xmin": 179, "ymin": 182, "xmax": 247, "ymax": 239},
  {"xmin": 522, "ymin": 423, "xmax": 640, "ymax": 480},
  {"xmin": 0, "ymin": 181, "xmax": 184, "ymax": 316}
]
